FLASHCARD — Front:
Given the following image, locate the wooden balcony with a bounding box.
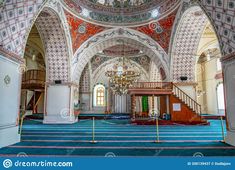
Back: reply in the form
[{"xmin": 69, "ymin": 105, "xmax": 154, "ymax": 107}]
[
  {"xmin": 21, "ymin": 70, "xmax": 45, "ymax": 90},
  {"xmin": 128, "ymin": 82, "xmax": 173, "ymax": 95}
]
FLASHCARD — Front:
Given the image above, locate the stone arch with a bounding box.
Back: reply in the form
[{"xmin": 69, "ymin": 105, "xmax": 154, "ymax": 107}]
[
  {"xmin": 72, "ymin": 28, "xmax": 170, "ymax": 84},
  {"xmin": 35, "ymin": 7, "xmax": 71, "ymax": 83},
  {"xmin": 0, "ymin": 0, "xmax": 46, "ymax": 56},
  {"xmin": 171, "ymin": 6, "xmax": 214, "ymax": 82},
  {"xmin": 198, "ymin": 0, "xmax": 235, "ymax": 55}
]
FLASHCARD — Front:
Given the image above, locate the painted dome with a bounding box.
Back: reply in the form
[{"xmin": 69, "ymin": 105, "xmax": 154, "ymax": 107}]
[{"xmin": 62, "ymin": 0, "xmax": 181, "ymax": 26}]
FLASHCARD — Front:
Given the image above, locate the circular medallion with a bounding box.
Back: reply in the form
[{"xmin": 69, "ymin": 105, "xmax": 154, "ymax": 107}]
[{"xmin": 78, "ymin": 24, "xmax": 86, "ymax": 34}]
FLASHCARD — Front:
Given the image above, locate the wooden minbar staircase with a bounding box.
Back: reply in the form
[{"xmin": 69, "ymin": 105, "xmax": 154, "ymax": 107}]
[
  {"xmin": 25, "ymin": 91, "xmax": 43, "ymax": 114},
  {"xmin": 21, "ymin": 70, "xmax": 45, "ymax": 115},
  {"xmin": 171, "ymin": 84, "xmax": 203, "ymax": 123},
  {"xmin": 128, "ymin": 82, "xmax": 207, "ymax": 124}
]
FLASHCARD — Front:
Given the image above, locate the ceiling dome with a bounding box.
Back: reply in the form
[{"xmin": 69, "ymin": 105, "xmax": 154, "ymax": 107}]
[{"xmin": 62, "ymin": 0, "xmax": 181, "ymax": 26}]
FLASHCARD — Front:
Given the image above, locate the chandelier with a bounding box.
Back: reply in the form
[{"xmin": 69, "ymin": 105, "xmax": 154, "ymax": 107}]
[{"xmin": 105, "ymin": 57, "xmax": 140, "ymax": 95}]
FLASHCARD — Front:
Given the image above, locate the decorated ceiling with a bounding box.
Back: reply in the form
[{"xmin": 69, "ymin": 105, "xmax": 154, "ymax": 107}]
[
  {"xmin": 1, "ymin": 0, "xmax": 235, "ymax": 84},
  {"xmin": 65, "ymin": 6, "xmax": 178, "ymax": 55},
  {"xmin": 62, "ymin": 0, "xmax": 181, "ymax": 26}
]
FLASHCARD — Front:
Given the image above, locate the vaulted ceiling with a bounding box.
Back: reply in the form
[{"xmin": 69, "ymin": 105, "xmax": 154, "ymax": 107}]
[
  {"xmin": 0, "ymin": 0, "xmax": 235, "ymax": 84},
  {"xmin": 62, "ymin": 0, "xmax": 181, "ymax": 26}
]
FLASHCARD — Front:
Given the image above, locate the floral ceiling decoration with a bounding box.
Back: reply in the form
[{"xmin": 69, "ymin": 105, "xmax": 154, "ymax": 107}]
[
  {"xmin": 133, "ymin": 8, "xmax": 178, "ymax": 53},
  {"xmin": 62, "ymin": 0, "xmax": 181, "ymax": 26},
  {"xmin": 65, "ymin": 11, "xmax": 107, "ymax": 53}
]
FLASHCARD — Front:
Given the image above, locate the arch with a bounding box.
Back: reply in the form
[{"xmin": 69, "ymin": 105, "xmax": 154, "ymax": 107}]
[
  {"xmin": 0, "ymin": 0, "xmax": 46, "ymax": 56},
  {"xmin": 170, "ymin": 6, "xmax": 211, "ymax": 82},
  {"xmin": 35, "ymin": 7, "xmax": 71, "ymax": 82},
  {"xmin": 79, "ymin": 64, "xmax": 90, "ymax": 93},
  {"xmin": 198, "ymin": 0, "xmax": 235, "ymax": 55},
  {"xmin": 149, "ymin": 61, "xmax": 162, "ymax": 82},
  {"xmin": 71, "ymin": 28, "xmax": 170, "ymax": 84}
]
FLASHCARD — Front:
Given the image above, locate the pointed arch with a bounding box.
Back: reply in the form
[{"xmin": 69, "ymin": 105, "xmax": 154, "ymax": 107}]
[
  {"xmin": 72, "ymin": 28, "xmax": 170, "ymax": 84},
  {"xmin": 171, "ymin": 6, "xmax": 212, "ymax": 82},
  {"xmin": 35, "ymin": 7, "xmax": 71, "ymax": 82}
]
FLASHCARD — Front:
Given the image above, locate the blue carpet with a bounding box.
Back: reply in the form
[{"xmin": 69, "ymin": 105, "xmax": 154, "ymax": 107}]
[{"xmin": 0, "ymin": 119, "xmax": 234, "ymax": 156}]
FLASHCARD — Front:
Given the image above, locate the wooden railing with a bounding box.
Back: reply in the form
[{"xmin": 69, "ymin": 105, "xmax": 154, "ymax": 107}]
[
  {"xmin": 172, "ymin": 84, "xmax": 201, "ymax": 116},
  {"xmin": 22, "ymin": 70, "xmax": 45, "ymax": 89},
  {"xmin": 130, "ymin": 82, "xmax": 173, "ymax": 90}
]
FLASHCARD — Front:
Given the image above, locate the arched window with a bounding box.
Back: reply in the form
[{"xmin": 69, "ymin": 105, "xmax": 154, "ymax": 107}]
[
  {"xmin": 93, "ymin": 84, "xmax": 105, "ymax": 106},
  {"xmin": 217, "ymin": 58, "xmax": 222, "ymax": 71},
  {"xmin": 217, "ymin": 83, "xmax": 225, "ymax": 115}
]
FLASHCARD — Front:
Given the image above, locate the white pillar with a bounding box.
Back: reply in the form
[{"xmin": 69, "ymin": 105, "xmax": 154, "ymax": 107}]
[
  {"xmin": 0, "ymin": 53, "xmax": 21, "ymax": 148},
  {"xmin": 222, "ymin": 53, "xmax": 235, "ymax": 146},
  {"xmin": 43, "ymin": 84, "xmax": 77, "ymax": 124},
  {"xmin": 166, "ymin": 95, "xmax": 170, "ymax": 114},
  {"xmin": 113, "ymin": 95, "xmax": 129, "ymax": 113}
]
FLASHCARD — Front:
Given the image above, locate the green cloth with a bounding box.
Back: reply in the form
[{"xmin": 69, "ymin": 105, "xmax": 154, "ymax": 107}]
[{"xmin": 142, "ymin": 96, "xmax": 149, "ymax": 112}]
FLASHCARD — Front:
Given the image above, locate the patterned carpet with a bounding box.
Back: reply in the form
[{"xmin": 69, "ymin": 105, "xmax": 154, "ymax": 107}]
[{"xmin": 0, "ymin": 118, "xmax": 235, "ymax": 157}]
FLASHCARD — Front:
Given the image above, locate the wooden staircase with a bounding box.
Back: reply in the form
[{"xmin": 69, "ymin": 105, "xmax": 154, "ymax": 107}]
[
  {"xmin": 21, "ymin": 69, "xmax": 45, "ymax": 114},
  {"xmin": 171, "ymin": 84, "xmax": 204, "ymax": 122},
  {"xmin": 172, "ymin": 84, "xmax": 201, "ymax": 117},
  {"xmin": 128, "ymin": 82, "xmax": 205, "ymax": 123},
  {"xmin": 26, "ymin": 91, "xmax": 43, "ymax": 113}
]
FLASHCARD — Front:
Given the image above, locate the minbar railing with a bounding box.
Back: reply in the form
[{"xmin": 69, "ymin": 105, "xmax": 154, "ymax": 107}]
[
  {"xmin": 172, "ymin": 84, "xmax": 201, "ymax": 116},
  {"xmin": 130, "ymin": 82, "xmax": 173, "ymax": 90},
  {"xmin": 129, "ymin": 82, "xmax": 201, "ymax": 116},
  {"xmin": 22, "ymin": 70, "xmax": 45, "ymax": 89}
]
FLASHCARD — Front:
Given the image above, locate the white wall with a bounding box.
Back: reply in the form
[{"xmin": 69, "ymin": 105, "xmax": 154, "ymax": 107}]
[
  {"xmin": 223, "ymin": 57, "xmax": 235, "ymax": 146},
  {"xmin": 0, "ymin": 55, "xmax": 21, "ymax": 148},
  {"xmin": 196, "ymin": 57, "xmax": 223, "ymax": 114},
  {"xmin": 178, "ymin": 85, "xmax": 196, "ymax": 100},
  {"xmin": 113, "ymin": 95, "xmax": 129, "ymax": 113},
  {"xmin": 43, "ymin": 85, "xmax": 77, "ymax": 124},
  {"xmin": 80, "ymin": 93, "xmax": 90, "ymax": 111}
]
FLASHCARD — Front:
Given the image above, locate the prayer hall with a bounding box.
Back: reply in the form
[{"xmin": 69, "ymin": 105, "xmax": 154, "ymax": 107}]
[{"xmin": 0, "ymin": 0, "xmax": 235, "ymax": 156}]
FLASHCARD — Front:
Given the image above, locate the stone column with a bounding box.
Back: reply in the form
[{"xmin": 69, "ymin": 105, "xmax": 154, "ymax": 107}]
[
  {"xmin": 43, "ymin": 83, "xmax": 77, "ymax": 124},
  {"xmin": 166, "ymin": 95, "xmax": 170, "ymax": 114},
  {"xmin": 221, "ymin": 52, "xmax": 235, "ymax": 146},
  {"xmin": 131, "ymin": 95, "xmax": 136, "ymax": 119}
]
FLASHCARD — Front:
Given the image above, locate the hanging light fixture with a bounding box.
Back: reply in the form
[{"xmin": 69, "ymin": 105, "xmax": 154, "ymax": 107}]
[{"xmin": 105, "ymin": 41, "xmax": 140, "ymax": 95}]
